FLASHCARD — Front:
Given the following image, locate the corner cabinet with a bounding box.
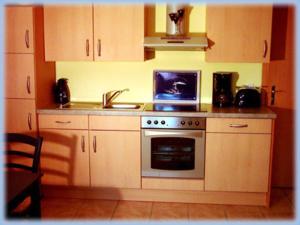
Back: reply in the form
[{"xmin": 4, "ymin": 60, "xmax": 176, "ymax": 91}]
[
  {"xmin": 205, "ymin": 118, "xmax": 273, "ymax": 193},
  {"xmin": 89, "ymin": 116, "xmax": 141, "ymax": 188},
  {"xmin": 206, "ymin": 5, "xmax": 273, "ymax": 63},
  {"xmin": 44, "ymin": 5, "xmax": 144, "ymax": 61}
]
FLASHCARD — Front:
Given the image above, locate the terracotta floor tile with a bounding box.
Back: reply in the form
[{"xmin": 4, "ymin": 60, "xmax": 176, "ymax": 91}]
[
  {"xmin": 74, "ymin": 199, "xmax": 117, "ymax": 220},
  {"xmin": 224, "ymin": 205, "xmax": 265, "ymax": 220},
  {"xmin": 283, "ymin": 188, "xmax": 295, "ymax": 205},
  {"xmin": 151, "ymin": 202, "xmax": 188, "ymax": 220},
  {"xmin": 41, "ymin": 197, "xmax": 83, "ymax": 219},
  {"xmin": 112, "ymin": 201, "xmax": 152, "ymax": 220},
  {"xmin": 188, "ymin": 203, "xmax": 227, "ymax": 220}
]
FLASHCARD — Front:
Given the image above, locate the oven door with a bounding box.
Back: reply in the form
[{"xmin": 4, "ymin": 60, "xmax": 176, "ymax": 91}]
[{"xmin": 142, "ymin": 129, "xmax": 205, "ymax": 178}]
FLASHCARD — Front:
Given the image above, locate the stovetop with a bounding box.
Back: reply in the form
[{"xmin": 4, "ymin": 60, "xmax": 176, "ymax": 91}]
[{"xmin": 144, "ymin": 103, "xmax": 207, "ymax": 112}]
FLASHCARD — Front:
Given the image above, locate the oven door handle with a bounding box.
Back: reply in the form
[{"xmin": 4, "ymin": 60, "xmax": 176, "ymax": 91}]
[{"xmin": 144, "ymin": 130, "xmax": 203, "ymax": 138}]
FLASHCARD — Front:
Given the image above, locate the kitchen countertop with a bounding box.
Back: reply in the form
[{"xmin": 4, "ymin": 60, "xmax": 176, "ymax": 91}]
[{"xmin": 37, "ymin": 102, "xmax": 276, "ymax": 119}]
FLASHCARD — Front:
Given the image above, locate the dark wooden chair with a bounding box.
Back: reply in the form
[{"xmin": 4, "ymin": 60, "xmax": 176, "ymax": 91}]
[{"xmin": 5, "ymin": 133, "xmax": 43, "ymax": 218}]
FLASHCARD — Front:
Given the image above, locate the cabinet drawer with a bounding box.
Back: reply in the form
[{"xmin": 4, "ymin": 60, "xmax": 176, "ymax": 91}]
[
  {"xmin": 89, "ymin": 116, "xmax": 140, "ymax": 131},
  {"xmin": 207, "ymin": 118, "xmax": 272, "ymax": 133},
  {"xmin": 39, "ymin": 115, "xmax": 88, "ymax": 129},
  {"xmin": 142, "ymin": 178, "xmax": 204, "ymax": 191}
]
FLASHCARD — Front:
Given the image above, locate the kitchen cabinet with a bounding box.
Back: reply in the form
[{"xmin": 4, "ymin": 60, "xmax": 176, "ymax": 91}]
[
  {"xmin": 43, "ymin": 5, "xmax": 93, "ymax": 61},
  {"xmin": 44, "ymin": 5, "xmax": 144, "ymax": 61},
  {"xmin": 4, "ymin": 6, "xmax": 55, "ymax": 135},
  {"xmin": 89, "ymin": 130, "xmax": 141, "ymax": 188},
  {"xmin": 89, "ymin": 116, "xmax": 141, "ymax": 189},
  {"xmin": 205, "ymin": 118, "xmax": 273, "ymax": 193},
  {"xmin": 5, "ymin": 6, "xmax": 34, "ymax": 53},
  {"xmin": 206, "ymin": 5, "xmax": 273, "ymax": 62},
  {"xmin": 93, "ymin": 5, "xmax": 144, "ymax": 61},
  {"xmin": 5, "ymin": 54, "xmax": 35, "ymax": 99},
  {"xmin": 5, "ymin": 99, "xmax": 37, "ymax": 134},
  {"xmin": 39, "ymin": 115, "xmax": 89, "ymax": 186}
]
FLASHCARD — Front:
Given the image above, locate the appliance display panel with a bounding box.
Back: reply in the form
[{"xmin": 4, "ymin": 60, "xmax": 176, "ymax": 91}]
[{"xmin": 153, "ymin": 70, "xmax": 200, "ymax": 103}]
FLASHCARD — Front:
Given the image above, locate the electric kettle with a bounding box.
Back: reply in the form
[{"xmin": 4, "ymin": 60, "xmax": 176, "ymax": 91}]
[{"xmin": 54, "ymin": 78, "xmax": 70, "ymax": 105}]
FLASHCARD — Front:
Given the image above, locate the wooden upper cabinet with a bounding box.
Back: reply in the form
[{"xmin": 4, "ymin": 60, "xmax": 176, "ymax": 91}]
[
  {"xmin": 44, "ymin": 5, "xmax": 93, "ymax": 61},
  {"xmin": 93, "ymin": 5, "xmax": 144, "ymax": 61},
  {"xmin": 5, "ymin": 54, "xmax": 35, "ymax": 99},
  {"xmin": 206, "ymin": 5, "xmax": 273, "ymax": 62},
  {"xmin": 5, "ymin": 6, "xmax": 34, "ymax": 53}
]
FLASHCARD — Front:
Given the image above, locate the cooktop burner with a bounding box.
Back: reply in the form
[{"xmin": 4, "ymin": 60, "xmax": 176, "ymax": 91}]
[{"xmin": 144, "ymin": 103, "xmax": 207, "ymax": 112}]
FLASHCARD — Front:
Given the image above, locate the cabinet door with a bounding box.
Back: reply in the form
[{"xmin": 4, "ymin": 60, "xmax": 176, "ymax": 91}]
[
  {"xmin": 205, "ymin": 133, "xmax": 271, "ymax": 192},
  {"xmin": 44, "ymin": 5, "xmax": 93, "ymax": 61},
  {"xmin": 90, "ymin": 130, "xmax": 141, "ymax": 188},
  {"xmin": 5, "ymin": 6, "xmax": 34, "ymax": 53},
  {"xmin": 206, "ymin": 5, "xmax": 273, "ymax": 62},
  {"xmin": 93, "ymin": 5, "xmax": 144, "ymax": 61},
  {"xmin": 5, "ymin": 99, "xmax": 37, "ymax": 135},
  {"xmin": 40, "ymin": 129, "xmax": 90, "ymax": 187},
  {"xmin": 5, "ymin": 54, "xmax": 35, "ymax": 98}
]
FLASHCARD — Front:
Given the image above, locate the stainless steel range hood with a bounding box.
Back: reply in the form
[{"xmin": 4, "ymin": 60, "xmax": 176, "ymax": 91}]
[{"xmin": 144, "ymin": 36, "xmax": 208, "ymax": 51}]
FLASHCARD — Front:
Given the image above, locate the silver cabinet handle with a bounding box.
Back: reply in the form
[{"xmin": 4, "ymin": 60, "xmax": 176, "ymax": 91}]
[
  {"xmin": 55, "ymin": 121, "xmax": 71, "ymax": 124},
  {"xmin": 97, "ymin": 39, "xmax": 101, "ymax": 56},
  {"xmin": 144, "ymin": 130, "xmax": 203, "ymax": 138},
  {"xmin": 86, "ymin": 39, "xmax": 89, "ymax": 56},
  {"xmin": 263, "ymin": 40, "xmax": 268, "ymax": 58},
  {"xmin": 229, "ymin": 124, "xmax": 248, "ymax": 128},
  {"xmin": 27, "ymin": 113, "xmax": 32, "ymax": 130},
  {"xmin": 81, "ymin": 136, "xmax": 85, "ymax": 152},
  {"xmin": 25, "ymin": 30, "xmax": 30, "ymax": 48},
  {"xmin": 26, "ymin": 76, "xmax": 31, "ymax": 94},
  {"xmin": 93, "ymin": 136, "xmax": 97, "ymax": 153}
]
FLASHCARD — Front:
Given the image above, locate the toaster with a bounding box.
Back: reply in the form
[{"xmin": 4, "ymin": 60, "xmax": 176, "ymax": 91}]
[{"xmin": 234, "ymin": 88, "xmax": 261, "ymax": 107}]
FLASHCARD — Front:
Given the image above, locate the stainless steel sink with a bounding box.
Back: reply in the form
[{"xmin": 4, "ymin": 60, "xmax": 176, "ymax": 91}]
[{"xmin": 103, "ymin": 103, "xmax": 143, "ymax": 110}]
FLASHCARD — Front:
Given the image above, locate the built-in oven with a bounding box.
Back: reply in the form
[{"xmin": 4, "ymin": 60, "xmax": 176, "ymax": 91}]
[{"xmin": 141, "ymin": 116, "xmax": 206, "ymax": 179}]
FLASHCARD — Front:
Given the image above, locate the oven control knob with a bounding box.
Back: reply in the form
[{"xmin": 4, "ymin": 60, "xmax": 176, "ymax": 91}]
[
  {"xmin": 161, "ymin": 120, "xmax": 166, "ymax": 125},
  {"xmin": 188, "ymin": 121, "xmax": 193, "ymax": 126},
  {"xmin": 154, "ymin": 120, "xmax": 158, "ymax": 125},
  {"xmin": 147, "ymin": 120, "xmax": 151, "ymax": 125},
  {"xmin": 195, "ymin": 121, "xmax": 200, "ymax": 126},
  {"xmin": 181, "ymin": 121, "xmax": 185, "ymax": 125}
]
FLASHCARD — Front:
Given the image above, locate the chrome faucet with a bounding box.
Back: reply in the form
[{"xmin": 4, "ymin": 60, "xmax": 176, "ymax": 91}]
[{"xmin": 102, "ymin": 88, "xmax": 129, "ymax": 108}]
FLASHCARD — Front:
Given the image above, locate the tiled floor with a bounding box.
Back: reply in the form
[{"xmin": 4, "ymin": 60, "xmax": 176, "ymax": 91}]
[{"xmin": 41, "ymin": 188, "xmax": 295, "ymax": 220}]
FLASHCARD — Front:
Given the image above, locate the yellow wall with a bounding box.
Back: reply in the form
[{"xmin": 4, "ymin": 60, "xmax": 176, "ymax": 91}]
[{"xmin": 56, "ymin": 4, "xmax": 262, "ymax": 103}]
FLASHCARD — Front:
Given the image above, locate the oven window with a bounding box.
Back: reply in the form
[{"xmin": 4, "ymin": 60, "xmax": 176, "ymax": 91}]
[{"xmin": 151, "ymin": 137, "xmax": 195, "ymax": 170}]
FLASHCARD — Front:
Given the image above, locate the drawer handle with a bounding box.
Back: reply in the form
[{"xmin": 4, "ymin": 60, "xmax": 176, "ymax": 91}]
[
  {"xmin": 26, "ymin": 76, "xmax": 31, "ymax": 94},
  {"xmin": 25, "ymin": 29, "xmax": 30, "ymax": 48},
  {"xmin": 229, "ymin": 124, "xmax": 248, "ymax": 128},
  {"xmin": 27, "ymin": 113, "xmax": 32, "ymax": 130},
  {"xmin": 93, "ymin": 136, "xmax": 97, "ymax": 153},
  {"xmin": 55, "ymin": 121, "xmax": 71, "ymax": 124},
  {"xmin": 81, "ymin": 136, "xmax": 85, "ymax": 152}
]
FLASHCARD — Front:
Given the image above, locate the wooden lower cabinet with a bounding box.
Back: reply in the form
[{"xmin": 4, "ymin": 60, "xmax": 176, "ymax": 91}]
[
  {"xmin": 89, "ymin": 130, "xmax": 141, "ymax": 188},
  {"xmin": 205, "ymin": 133, "xmax": 271, "ymax": 192},
  {"xmin": 5, "ymin": 99, "xmax": 37, "ymax": 135},
  {"xmin": 39, "ymin": 129, "xmax": 90, "ymax": 187}
]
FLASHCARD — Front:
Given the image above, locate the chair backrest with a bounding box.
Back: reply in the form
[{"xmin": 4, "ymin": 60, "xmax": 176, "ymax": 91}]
[{"xmin": 5, "ymin": 133, "xmax": 43, "ymax": 173}]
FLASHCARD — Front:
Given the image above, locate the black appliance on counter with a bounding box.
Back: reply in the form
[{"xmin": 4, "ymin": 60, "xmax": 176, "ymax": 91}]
[
  {"xmin": 54, "ymin": 78, "xmax": 70, "ymax": 105},
  {"xmin": 234, "ymin": 87, "xmax": 261, "ymax": 107},
  {"xmin": 212, "ymin": 72, "xmax": 233, "ymax": 107}
]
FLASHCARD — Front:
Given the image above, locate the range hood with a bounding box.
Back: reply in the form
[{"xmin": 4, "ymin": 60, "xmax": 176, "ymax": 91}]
[{"xmin": 144, "ymin": 36, "xmax": 208, "ymax": 51}]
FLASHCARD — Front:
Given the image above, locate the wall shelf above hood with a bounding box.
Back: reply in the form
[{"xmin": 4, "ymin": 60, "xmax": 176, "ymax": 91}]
[{"xmin": 144, "ymin": 36, "xmax": 208, "ymax": 51}]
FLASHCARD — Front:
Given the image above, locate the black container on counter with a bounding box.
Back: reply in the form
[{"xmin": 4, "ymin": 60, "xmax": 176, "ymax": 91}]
[
  {"xmin": 212, "ymin": 72, "xmax": 233, "ymax": 107},
  {"xmin": 234, "ymin": 87, "xmax": 261, "ymax": 107},
  {"xmin": 54, "ymin": 78, "xmax": 70, "ymax": 105}
]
